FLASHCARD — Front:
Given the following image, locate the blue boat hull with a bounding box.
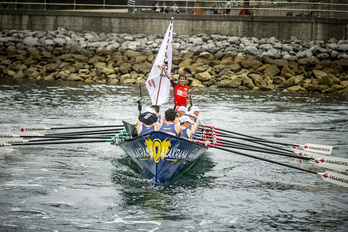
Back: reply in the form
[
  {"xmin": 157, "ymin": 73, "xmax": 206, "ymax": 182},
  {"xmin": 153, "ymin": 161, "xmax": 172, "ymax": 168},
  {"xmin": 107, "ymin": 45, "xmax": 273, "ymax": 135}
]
[{"xmin": 118, "ymin": 131, "xmax": 207, "ymax": 184}]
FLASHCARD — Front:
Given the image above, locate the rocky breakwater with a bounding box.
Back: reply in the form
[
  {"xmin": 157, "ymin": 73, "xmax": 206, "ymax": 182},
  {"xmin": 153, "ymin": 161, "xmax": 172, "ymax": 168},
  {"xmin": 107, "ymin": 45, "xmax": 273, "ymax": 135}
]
[{"xmin": 0, "ymin": 28, "xmax": 348, "ymax": 95}]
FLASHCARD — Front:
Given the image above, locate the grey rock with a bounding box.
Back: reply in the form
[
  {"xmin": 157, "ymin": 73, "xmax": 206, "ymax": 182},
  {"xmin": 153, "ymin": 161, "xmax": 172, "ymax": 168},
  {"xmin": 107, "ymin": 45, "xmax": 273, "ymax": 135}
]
[
  {"xmin": 317, "ymin": 53, "xmax": 330, "ymax": 60},
  {"xmin": 264, "ymin": 49, "xmax": 281, "ymax": 59},
  {"xmin": 189, "ymin": 37, "xmax": 204, "ymax": 45},
  {"xmin": 259, "ymin": 44, "xmax": 273, "ymax": 51},
  {"xmin": 327, "ymin": 38, "xmax": 337, "ymax": 43},
  {"xmin": 53, "ymin": 37, "xmax": 66, "ymax": 46},
  {"xmin": 244, "ymin": 46, "xmax": 259, "ymax": 56},
  {"xmin": 228, "ymin": 36, "xmax": 240, "ymax": 44},
  {"xmin": 331, "ymin": 51, "xmax": 339, "ymax": 58},
  {"xmin": 338, "ymin": 44, "xmax": 348, "ymax": 51},
  {"xmin": 23, "ymin": 37, "xmax": 40, "ymax": 46},
  {"xmin": 124, "ymin": 35, "xmax": 134, "ymax": 41},
  {"xmin": 296, "ymin": 51, "xmax": 307, "ymax": 59},
  {"xmin": 282, "ymin": 44, "xmax": 293, "ymax": 52}
]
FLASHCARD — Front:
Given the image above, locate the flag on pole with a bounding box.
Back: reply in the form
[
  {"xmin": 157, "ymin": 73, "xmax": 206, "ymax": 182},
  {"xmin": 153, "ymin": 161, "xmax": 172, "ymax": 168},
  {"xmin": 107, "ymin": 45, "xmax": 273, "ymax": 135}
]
[{"xmin": 145, "ymin": 17, "xmax": 173, "ymax": 106}]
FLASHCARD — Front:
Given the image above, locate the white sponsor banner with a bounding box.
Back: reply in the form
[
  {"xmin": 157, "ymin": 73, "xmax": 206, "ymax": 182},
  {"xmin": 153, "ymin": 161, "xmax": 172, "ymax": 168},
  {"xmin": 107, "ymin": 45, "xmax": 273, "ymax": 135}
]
[{"xmin": 145, "ymin": 17, "xmax": 173, "ymax": 106}]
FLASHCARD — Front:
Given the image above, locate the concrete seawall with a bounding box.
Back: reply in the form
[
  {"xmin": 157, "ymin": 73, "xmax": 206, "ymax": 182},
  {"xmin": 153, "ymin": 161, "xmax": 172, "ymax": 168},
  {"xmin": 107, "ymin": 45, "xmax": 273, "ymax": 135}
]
[{"xmin": 0, "ymin": 10, "xmax": 347, "ymax": 42}]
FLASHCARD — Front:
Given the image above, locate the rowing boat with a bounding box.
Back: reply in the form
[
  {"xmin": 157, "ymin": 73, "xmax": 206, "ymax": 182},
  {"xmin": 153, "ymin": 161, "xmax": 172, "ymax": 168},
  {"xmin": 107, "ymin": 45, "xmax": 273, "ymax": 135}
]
[
  {"xmin": 116, "ymin": 122, "xmax": 207, "ymax": 184},
  {"xmin": 113, "ymin": 15, "xmax": 209, "ymax": 184}
]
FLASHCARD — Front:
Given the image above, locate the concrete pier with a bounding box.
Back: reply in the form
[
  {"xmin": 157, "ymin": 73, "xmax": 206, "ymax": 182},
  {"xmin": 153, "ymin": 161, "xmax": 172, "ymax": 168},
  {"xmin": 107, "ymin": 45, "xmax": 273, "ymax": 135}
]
[{"xmin": 0, "ymin": 10, "xmax": 347, "ymax": 42}]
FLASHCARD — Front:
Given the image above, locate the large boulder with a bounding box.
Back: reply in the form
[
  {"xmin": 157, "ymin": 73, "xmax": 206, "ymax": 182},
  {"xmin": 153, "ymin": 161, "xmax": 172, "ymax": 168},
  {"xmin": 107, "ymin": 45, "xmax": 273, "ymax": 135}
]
[
  {"xmin": 264, "ymin": 64, "xmax": 280, "ymax": 77},
  {"xmin": 249, "ymin": 74, "xmax": 267, "ymax": 90},
  {"xmin": 195, "ymin": 71, "xmax": 212, "ymax": 82},
  {"xmin": 67, "ymin": 73, "xmax": 84, "ymax": 81},
  {"xmin": 242, "ymin": 76, "xmax": 255, "ymax": 89},
  {"xmin": 225, "ymin": 63, "xmax": 240, "ymax": 73},
  {"xmin": 241, "ymin": 58, "xmax": 263, "ymax": 69},
  {"xmin": 217, "ymin": 79, "xmax": 233, "ymax": 88},
  {"xmin": 312, "ymin": 69, "xmax": 328, "ymax": 79},
  {"xmin": 228, "ymin": 77, "xmax": 243, "ymax": 88},
  {"xmin": 272, "ymin": 76, "xmax": 286, "ymax": 85},
  {"xmin": 282, "ymin": 75, "xmax": 304, "ymax": 87},
  {"xmin": 23, "ymin": 37, "xmax": 40, "ymax": 46},
  {"xmin": 287, "ymin": 86, "xmax": 307, "ymax": 91},
  {"xmin": 191, "ymin": 79, "xmax": 206, "ymax": 88},
  {"xmin": 119, "ymin": 63, "xmax": 132, "ymax": 74},
  {"xmin": 318, "ymin": 75, "xmax": 333, "ymax": 86}
]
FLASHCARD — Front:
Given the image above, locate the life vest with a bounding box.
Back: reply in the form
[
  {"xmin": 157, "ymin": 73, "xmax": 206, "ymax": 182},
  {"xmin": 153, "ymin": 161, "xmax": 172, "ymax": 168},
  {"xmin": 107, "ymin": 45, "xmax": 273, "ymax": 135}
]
[
  {"xmin": 181, "ymin": 128, "xmax": 191, "ymax": 140},
  {"xmin": 138, "ymin": 123, "xmax": 155, "ymax": 136},
  {"xmin": 159, "ymin": 122, "xmax": 178, "ymax": 136},
  {"xmin": 174, "ymin": 84, "xmax": 189, "ymax": 107}
]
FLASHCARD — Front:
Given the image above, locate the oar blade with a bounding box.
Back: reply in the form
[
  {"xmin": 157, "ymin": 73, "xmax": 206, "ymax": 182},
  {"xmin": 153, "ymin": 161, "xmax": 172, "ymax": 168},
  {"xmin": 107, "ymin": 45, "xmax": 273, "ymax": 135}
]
[
  {"xmin": 319, "ymin": 171, "xmax": 348, "ymax": 188},
  {"xmin": 20, "ymin": 125, "xmax": 48, "ymax": 135},
  {"xmin": 0, "ymin": 132, "xmax": 19, "ymax": 138},
  {"xmin": 295, "ymin": 143, "xmax": 333, "ymax": 155},
  {"xmin": 292, "ymin": 149, "xmax": 324, "ymax": 158},
  {"xmin": 311, "ymin": 157, "xmax": 348, "ymax": 173},
  {"xmin": 0, "ymin": 138, "xmax": 29, "ymax": 146}
]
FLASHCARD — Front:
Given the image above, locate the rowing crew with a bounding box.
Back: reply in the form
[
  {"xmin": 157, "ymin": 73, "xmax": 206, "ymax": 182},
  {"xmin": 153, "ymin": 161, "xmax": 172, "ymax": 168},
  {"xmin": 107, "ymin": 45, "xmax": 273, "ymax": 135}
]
[{"xmin": 136, "ymin": 105, "xmax": 202, "ymax": 140}]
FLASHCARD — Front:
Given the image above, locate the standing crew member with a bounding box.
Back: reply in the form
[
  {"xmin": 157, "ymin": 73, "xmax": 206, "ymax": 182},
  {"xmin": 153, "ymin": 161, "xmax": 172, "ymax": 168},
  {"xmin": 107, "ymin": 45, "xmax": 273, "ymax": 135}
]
[{"xmin": 162, "ymin": 64, "xmax": 192, "ymax": 110}]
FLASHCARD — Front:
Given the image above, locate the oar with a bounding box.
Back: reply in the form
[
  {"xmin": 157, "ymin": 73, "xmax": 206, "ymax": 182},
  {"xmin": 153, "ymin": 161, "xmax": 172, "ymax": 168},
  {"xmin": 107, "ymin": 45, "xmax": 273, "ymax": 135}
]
[
  {"xmin": 194, "ymin": 141, "xmax": 348, "ymax": 188},
  {"xmin": 195, "ymin": 136, "xmax": 311, "ymax": 160},
  {"xmin": 196, "ymin": 130, "xmax": 292, "ymax": 153},
  {"xmin": 20, "ymin": 124, "xmax": 124, "ymax": 132},
  {"xmin": 0, "ymin": 134, "xmax": 131, "ymax": 144},
  {"xmin": 196, "ymin": 136, "xmax": 311, "ymax": 160},
  {"xmin": 200, "ymin": 125, "xmax": 333, "ymax": 155},
  {"xmin": 196, "ymin": 136, "xmax": 348, "ymax": 172},
  {"xmin": 188, "ymin": 94, "xmax": 193, "ymax": 111},
  {"xmin": 1, "ymin": 139, "xmax": 116, "ymax": 146},
  {"xmin": 1, "ymin": 131, "xmax": 129, "ymax": 142},
  {"xmin": 20, "ymin": 128, "xmax": 126, "ymax": 137},
  {"xmin": 195, "ymin": 132, "xmax": 348, "ymax": 173}
]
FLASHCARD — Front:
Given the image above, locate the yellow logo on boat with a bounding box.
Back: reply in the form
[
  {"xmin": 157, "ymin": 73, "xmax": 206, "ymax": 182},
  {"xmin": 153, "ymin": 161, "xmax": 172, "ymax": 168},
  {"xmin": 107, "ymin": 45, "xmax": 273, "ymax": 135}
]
[{"xmin": 144, "ymin": 138, "xmax": 171, "ymax": 163}]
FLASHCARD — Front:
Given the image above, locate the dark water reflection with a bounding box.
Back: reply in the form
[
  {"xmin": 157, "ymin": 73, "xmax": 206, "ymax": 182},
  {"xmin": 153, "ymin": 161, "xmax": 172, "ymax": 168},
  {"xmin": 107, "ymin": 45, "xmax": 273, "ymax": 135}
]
[{"xmin": 0, "ymin": 78, "xmax": 347, "ymax": 231}]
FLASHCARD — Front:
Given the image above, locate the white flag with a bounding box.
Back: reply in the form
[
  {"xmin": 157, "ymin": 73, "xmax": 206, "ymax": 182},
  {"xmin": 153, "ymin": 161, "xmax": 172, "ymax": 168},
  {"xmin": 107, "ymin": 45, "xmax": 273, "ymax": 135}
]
[{"xmin": 145, "ymin": 17, "xmax": 173, "ymax": 106}]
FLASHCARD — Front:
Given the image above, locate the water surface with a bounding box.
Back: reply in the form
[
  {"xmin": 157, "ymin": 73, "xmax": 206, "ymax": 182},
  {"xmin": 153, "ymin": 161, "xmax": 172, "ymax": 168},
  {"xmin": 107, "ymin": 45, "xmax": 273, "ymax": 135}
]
[{"xmin": 0, "ymin": 79, "xmax": 347, "ymax": 231}]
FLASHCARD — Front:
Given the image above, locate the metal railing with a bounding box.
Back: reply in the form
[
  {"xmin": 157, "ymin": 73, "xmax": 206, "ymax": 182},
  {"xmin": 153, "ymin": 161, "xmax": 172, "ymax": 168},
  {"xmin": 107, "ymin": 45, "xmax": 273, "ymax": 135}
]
[{"xmin": 0, "ymin": 1, "xmax": 347, "ymax": 18}]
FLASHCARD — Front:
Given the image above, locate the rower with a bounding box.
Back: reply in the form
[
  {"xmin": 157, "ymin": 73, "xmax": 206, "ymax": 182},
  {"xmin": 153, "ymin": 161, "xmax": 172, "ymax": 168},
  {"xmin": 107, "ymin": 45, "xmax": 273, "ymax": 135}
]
[
  {"xmin": 159, "ymin": 108, "xmax": 182, "ymax": 137},
  {"xmin": 151, "ymin": 105, "xmax": 164, "ymax": 124},
  {"xmin": 136, "ymin": 107, "xmax": 161, "ymax": 136},
  {"xmin": 186, "ymin": 110, "xmax": 201, "ymax": 134},
  {"xmin": 177, "ymin": 106, "xmax": 187, "ymax": 118},
  {"xmin": 162, "ymin": 64, "xmax": 192, "ymax": 110},
  {"xmin": 179, "ymin": 116, "xmax": 195, "ymax": 140},
  {"xmin": 190, "ymin": 106, "xmax": 200, "ymax": 123}
]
